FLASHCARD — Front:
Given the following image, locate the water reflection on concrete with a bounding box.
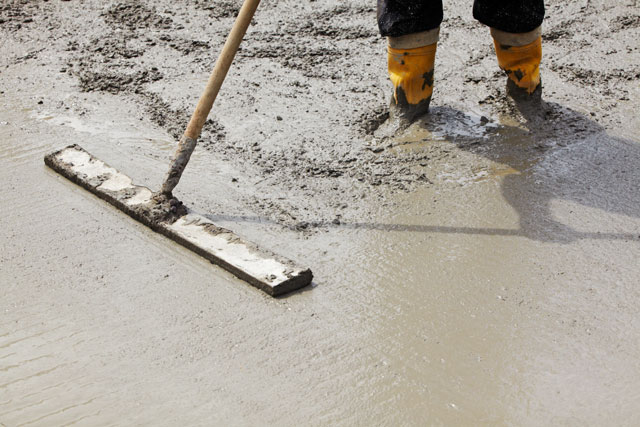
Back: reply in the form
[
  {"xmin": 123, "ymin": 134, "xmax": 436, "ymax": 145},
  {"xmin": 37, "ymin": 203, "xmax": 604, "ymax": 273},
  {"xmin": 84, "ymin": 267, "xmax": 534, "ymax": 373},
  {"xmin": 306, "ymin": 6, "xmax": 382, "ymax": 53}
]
[
  {"xmin": 2, "ymin": 78, "xmax": 640, "ymax": 425},
  {"xmin": 338, "ymin": 103, "xmax": 640, "ymax": 424}
]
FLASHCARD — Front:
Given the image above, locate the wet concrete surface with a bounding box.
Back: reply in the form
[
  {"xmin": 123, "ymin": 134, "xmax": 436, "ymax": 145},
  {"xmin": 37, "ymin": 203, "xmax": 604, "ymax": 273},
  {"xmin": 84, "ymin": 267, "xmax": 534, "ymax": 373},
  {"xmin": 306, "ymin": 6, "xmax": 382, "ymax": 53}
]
[{"xmin": 2, "ymin": 0, "xmax": 640, "ymax": 425}]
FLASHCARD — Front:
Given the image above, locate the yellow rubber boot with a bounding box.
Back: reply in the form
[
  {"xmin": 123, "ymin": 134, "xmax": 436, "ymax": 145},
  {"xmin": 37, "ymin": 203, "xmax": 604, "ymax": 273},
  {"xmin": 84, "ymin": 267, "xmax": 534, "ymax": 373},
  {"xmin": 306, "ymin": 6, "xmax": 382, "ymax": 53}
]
[
  {"xmin": 493, "ymin": 36, "xmax": 542, "ymax": 95},
  {"xmin": 388, "ymin": 43, "xmax": 437, "ymax": 122}
]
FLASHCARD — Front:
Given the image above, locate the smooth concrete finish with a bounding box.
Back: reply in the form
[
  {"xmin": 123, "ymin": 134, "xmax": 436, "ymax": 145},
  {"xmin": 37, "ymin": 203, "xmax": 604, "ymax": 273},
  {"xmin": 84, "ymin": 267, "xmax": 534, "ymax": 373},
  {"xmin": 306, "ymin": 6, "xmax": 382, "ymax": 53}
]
[{"xmin": 45, "ymin": 145, "xmax": 313, "ymax": 296}]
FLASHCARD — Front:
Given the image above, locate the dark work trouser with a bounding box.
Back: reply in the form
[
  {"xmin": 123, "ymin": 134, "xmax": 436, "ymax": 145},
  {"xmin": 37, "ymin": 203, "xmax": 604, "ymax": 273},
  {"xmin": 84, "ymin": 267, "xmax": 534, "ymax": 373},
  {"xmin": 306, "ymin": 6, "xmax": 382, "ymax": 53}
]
[{"xmin": 377, "ymin": 0, "xmax": 545, "ymax": 37}]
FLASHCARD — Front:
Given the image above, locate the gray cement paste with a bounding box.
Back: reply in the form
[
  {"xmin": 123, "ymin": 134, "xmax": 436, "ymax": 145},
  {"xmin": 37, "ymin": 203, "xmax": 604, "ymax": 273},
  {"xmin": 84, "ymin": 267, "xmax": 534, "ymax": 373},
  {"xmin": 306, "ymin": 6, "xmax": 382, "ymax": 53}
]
[{"xmin": 2, "ymin": 0, "xmax": 640, "ymax": 424}]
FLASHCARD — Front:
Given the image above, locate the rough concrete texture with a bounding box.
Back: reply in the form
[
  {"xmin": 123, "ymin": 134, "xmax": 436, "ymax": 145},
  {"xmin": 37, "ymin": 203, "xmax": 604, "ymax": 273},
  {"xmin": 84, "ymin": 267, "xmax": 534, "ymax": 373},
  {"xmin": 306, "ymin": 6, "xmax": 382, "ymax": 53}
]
[{"xmin": 1, "ymin": 0, "xmax": 640, "ymax": 425}]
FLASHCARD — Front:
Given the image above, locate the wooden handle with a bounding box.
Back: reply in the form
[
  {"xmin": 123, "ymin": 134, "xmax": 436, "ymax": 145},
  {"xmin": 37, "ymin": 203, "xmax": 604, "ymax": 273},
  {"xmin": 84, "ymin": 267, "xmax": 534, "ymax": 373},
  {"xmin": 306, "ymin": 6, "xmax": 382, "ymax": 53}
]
[
  {"xmin": 185, "ymin": 0, "xmax": 261, "ymax": 139},
  {"xmin": 160, "ymin": 0, "xmax": 261, "ymax": 195}
]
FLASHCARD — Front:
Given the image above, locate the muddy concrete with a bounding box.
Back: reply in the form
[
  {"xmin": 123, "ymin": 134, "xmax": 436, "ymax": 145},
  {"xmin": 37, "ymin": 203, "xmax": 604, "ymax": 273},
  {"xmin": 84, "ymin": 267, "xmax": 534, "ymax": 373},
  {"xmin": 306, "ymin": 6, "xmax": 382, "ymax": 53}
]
[{"xmin": 1, "ymin": 0, "xmax": 640, "ymax": 425}]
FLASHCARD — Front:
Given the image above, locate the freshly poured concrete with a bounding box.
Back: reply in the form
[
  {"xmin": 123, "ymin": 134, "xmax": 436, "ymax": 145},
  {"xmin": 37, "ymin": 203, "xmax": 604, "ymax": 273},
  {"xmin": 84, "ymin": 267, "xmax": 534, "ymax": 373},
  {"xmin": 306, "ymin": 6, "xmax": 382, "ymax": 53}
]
[{"xmin": 2, "ymin": 0, "xmax": 640, "ymax": 425}]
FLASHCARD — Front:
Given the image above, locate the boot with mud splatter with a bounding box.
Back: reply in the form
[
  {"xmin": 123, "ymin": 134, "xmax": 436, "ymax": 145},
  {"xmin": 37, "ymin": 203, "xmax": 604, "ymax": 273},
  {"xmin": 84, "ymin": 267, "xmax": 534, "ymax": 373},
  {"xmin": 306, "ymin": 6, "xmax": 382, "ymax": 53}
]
[
  {"xmin": 491, "ymin": 27, "xmax": 542, "ymax": 99},
  {"xmin": 387, "ymin": 42, "xmax": 437, "ymax": 124}
]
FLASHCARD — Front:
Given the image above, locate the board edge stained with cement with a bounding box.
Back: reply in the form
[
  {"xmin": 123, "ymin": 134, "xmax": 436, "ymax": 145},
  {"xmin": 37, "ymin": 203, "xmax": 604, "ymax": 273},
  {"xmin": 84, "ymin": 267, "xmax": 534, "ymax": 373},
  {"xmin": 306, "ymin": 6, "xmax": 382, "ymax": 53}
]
[{"xmin": 44, "ymin": 144, "xmax": 313, "ymax": 296}]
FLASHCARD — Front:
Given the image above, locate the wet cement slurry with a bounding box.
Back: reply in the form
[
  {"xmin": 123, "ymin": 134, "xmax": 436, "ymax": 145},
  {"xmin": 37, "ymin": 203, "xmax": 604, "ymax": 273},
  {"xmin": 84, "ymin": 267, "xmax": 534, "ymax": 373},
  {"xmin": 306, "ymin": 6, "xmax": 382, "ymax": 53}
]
[{"xmin": 2, "ymin": 0, "xmax": 640, "ymax": 425}]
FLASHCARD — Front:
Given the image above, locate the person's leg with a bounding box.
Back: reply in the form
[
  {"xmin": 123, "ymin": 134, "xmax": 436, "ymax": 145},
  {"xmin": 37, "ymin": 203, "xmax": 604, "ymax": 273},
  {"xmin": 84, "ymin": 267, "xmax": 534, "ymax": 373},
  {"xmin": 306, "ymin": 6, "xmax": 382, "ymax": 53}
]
[
  {"xmin": 473, "ymin": 0, "xmax": 544, "ymax": 34},
  {"xmin": 473, "ymin": 0, "xmax": 544, "ymax": 95},
  {"xmin": 378, "ymin": 0, "xmax": 443, "ymax": 122},
  {"xmin": 378, "ymin": 0, "xmax": 443, "ymax": 37},
  {"xmin": 491, "ymin": 28, "xmax": 542, "ymax": 95}
]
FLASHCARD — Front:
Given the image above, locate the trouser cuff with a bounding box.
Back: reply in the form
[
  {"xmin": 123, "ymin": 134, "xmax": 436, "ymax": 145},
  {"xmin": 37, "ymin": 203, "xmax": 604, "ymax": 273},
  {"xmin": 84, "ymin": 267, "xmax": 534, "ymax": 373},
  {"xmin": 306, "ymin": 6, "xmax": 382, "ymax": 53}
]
[
  {"xmin": 490, "ymin": 26, "xmax": 541, "ymax": 47},
  {"xmin": 388, "ymin": 27, "xmax": 440, "ymax": 49}
]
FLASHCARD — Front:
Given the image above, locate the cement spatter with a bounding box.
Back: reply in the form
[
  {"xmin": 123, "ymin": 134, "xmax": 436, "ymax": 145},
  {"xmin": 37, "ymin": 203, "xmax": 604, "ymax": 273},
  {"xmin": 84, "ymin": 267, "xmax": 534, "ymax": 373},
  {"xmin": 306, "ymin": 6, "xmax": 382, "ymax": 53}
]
[
  {"xmin": 2, "ymin": 0, "xmax": 640, "ymax": 425},
  {"xmin": 30, "ymin": 0, "xmax": 633, "ymax": 233}
]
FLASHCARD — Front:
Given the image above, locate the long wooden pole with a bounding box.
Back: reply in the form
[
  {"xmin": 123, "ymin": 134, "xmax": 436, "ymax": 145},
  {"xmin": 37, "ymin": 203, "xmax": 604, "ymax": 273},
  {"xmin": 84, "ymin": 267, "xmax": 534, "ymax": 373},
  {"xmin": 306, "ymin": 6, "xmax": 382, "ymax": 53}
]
[{"xmin": 161, "ymin": 0, "xmax": 261, "ymax": 195}]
